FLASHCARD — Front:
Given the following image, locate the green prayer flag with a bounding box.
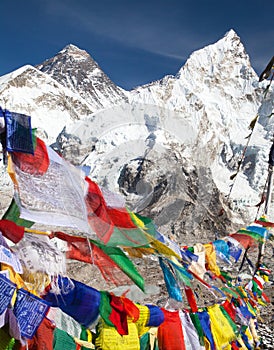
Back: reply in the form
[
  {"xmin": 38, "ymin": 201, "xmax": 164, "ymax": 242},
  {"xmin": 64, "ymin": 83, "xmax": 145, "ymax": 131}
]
[
  {"xmin": 221, "ymin": 287, "xmax": 240, "ymax": 299},
  {"xmin": 53, "ymin": 328, "xmax": 76, "ymax": 350},
  {"xmin": 92, "ymin": 240, "xmax": 145, "ymax": 291},
  {"xmin": 133, "ymin": 212, "xmax": 158, "ymax": 238},
  {"xmin": 237, "ymin": 229, "xmax": 264, "ymax": 242},
  {"xmin": 2, "ymin": 198, "xmax": 34, "ymax": 227},
  {"xmin": 106, "ymin": 226, "xmax": 150, "ymax": 248},
  {"xmin": 99, "ymin": 291, "xmax": 114, "ymax": 327},
  {"xmin": 189, "ymin": 313, "xmax": 205, "ymax": 346},
  {"xmin": 139, "ymin": 332, "xmax": 150, "ymax": 350},
  {"xmin": 168, "ymin": 260, "xmax": 193, "ymax": 287},
  {"xmin": 0, "ymin": 327, "xmax": 13, "ymax": 350}
]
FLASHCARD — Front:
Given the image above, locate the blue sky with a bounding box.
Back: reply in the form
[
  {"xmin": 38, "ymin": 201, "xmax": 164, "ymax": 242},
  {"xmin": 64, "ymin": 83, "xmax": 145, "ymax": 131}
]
[{"xmin": 1, "ymin": 0, "xmax": 273, "ymax": 90}]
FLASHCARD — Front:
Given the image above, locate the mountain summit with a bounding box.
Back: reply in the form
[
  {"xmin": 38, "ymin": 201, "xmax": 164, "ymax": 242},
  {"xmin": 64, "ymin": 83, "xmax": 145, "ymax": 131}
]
[{"xmin": 36, "ymin": 44, "xmax": 128, "ymax": 110}]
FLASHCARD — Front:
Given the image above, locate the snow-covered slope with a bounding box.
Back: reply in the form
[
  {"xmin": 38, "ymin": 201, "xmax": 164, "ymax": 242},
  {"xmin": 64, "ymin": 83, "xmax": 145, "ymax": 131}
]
[
  {"xmin": 0, "ymin": 65, "xmax": 94, "ymax": 143},
  {"xmin": 127, "ymin": 30, "xmax": 273, "ymax": 213}
]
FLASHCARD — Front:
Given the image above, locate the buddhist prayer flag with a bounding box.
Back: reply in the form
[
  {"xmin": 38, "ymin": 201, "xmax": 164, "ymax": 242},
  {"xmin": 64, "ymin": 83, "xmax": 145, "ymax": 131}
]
[
  {"xmin": 54, "ymin": 231, "xmax": 144, "ymax": 290},
  {"xmin": 44, "ymin": 277, "xmax": 100, "ymax": 328},
  {"xmin": 11, "ymin": 145, "xmax": 90, "ymax": 233},
  {"xmin": 85, "ymin": 177, "xmax": 150, "ymax": 247},
  {"xmin": 0, "ymin": 274, "xmax": 16, "ymax": 315},
  {"xmin": 2, "ymin": 199, "xmax": 34, "ymax": 228},
  {"xmin": 11, "ymin": 136, "xmax": 49, "ymax": 175},
  {"xmin": 13, "ymin": 288, "xmax": 50, "ymax": 339},
  {"xmin": 3, "ymin": 109, "xmax": 34, "ymax": 154},
  {"xmin": 0, "ymin": 219, "xmax": 25, "ymax": 244}
]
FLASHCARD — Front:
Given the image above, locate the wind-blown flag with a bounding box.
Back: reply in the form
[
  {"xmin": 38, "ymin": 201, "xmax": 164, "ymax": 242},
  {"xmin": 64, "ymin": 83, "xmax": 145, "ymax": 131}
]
[
  {"xmin": 0, "ymin": 219, "xmax": 25, "ymax": 243},
  {"xmin": 10, "ymin": 143, "xmax": 91, "ymax": 233},
  {"xmin": 11, "ymin": 136, "xmax": 49, "ymax": 175},
  {"xmin": 85, "ymin": 177, "xmax": 150, "ymax": 246},
  {"xmin": 229, "ymin": 233, "xmax": 257, "ymax": 249},
  {"xmin": 2, "ymin": 108, "xmax": 34, "ymax": 154},
  {"xmin": 53, "ymin": 231, "xmax": 144, "ymax": 290},
  {"xmin": 159, "ymin": 257, "xmax": 182, "ymax": 302},
  {"xmin": 236, "ymin": 228, "xmax": 265, "ymax": 243},
  {"xmin": 44, "ymin": 277, "xmax": 100, "ymax": 328},
  {"xmin": 2, "ymin": 199, "xmax": 34, "ymax": 228}
]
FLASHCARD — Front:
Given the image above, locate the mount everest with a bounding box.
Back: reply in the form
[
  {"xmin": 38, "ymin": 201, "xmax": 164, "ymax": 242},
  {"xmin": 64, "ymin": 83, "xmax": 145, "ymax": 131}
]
[{"xmin": 0, "ymin": 29, "xmax": 273, "ymax": 244}]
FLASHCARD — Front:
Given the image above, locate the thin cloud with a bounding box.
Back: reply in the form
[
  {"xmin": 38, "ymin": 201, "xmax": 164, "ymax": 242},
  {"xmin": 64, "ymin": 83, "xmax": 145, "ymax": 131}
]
[{"xmin": 43, "ymin": 0, "xmax": 202, "ymax": 64}]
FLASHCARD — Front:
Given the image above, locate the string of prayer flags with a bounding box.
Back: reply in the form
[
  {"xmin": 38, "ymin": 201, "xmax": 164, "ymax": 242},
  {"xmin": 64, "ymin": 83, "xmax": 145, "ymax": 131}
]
[{"xmin": 255, "ymin": 218, "xmax": 274, "ymax": 228}]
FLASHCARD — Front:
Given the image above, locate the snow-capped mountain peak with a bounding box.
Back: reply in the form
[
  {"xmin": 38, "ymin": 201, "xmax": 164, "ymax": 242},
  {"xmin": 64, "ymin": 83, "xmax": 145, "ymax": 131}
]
[
  {"xmin": 36, "ymin": 44, "xmax": 128, "ymax": 110},
  {"xmin": 58, "ymin": 44, "xmax": 91, "ymax": 61}
]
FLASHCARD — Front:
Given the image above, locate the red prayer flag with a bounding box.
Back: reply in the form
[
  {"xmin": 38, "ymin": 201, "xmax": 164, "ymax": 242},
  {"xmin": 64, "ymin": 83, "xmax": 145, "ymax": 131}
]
[
  {"xmin": 184, "ymin": 286, "xmax": 198, "ymax": 312},
  {"xmin": 107, "ymin": 208, "xmax": 137, "ymax": 229},
  {"xmin": 85, "ymin": 177, "xmax": 114, "ymax": 243},
  {"xmin": 0, "ymin": 219, "xmax": 25, "ymax": 243},
  {"xmin": 11, "ymin": 137, "xmax": 49, "ymax": 175},
  {"xmin": 54, "ymin": 231, "xmax": 133, "ymax": 287},
  {"xmin": 229, "ymin": 233, "xmax": 257, "ymax": 249}
]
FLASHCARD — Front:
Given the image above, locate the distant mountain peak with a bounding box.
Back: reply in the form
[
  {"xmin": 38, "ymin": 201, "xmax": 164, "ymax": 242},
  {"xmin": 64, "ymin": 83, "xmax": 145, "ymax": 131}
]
[
  {"xmin": 58, "ymin": 44, "xmax": 91, "ymax": 61},
  {"xmin": 224, "ymin": 28, "xmax": 240, "ymax": 40},
  {"xmin": 36, "ymin": 44, "xmax": 128, "ymax": 110},
  {"xmin": 174, "ymin": 28, "xmax": 254, "ymax": 84}
]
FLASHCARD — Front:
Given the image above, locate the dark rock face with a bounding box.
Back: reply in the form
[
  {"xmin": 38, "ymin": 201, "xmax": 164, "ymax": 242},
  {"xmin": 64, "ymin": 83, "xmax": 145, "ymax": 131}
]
[
  {"xmin": 116, "ymin": 153, "xmax": 240, "ymax": 246},
  {"xmin": 36, "ymin": 44, "xmax": 128, "ymax": 111}
]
